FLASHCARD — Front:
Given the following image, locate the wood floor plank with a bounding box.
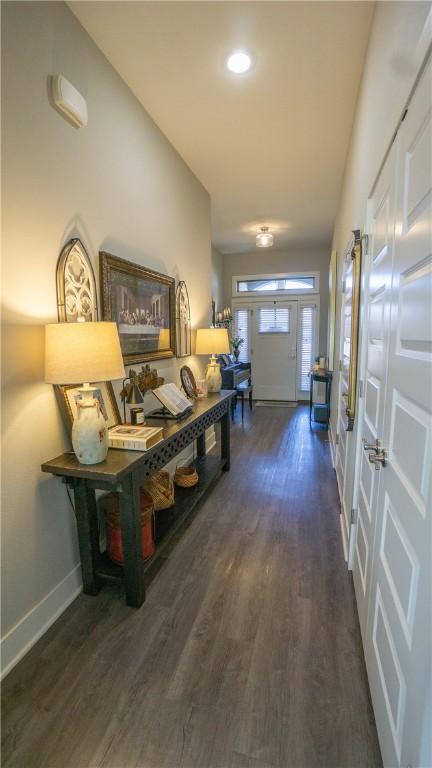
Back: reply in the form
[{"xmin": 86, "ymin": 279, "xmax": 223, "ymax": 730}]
[{"xmin": 1, "ymin": 406, "xmax": 382, "ymax": 768}]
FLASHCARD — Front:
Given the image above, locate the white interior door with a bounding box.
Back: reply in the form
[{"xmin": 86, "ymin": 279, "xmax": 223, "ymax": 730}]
[
  {"xmin": 353, "ymin": 141, "xmax": 398, "ymax": 638},
  {"xmin": 335, "ymin": 253, "xmax": 354, "ymax": 554},
  {"xmin": 352, "ymin": 56, "xmax": 432, "ymax": 768},
  {"xmin": 363, "ymin": 58, "xmax": 432, "ymax": 768},
  {"xmin": 251, "ymin": 302, "xmax": 297, "ymax": 400}
]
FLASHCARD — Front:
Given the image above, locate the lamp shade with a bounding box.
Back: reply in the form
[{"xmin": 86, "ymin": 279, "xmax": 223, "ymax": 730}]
[
  {"xmin": 195, "ymin": 327, "xmax": 230, "ymax": 355},
  {"xmin": 45, "ymin": 321, "xmax": 125, "ymax": 384}
]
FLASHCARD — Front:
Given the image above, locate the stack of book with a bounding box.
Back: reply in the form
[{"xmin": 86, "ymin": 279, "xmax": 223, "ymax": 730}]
[{"xmin": 108, "ymin": 425, "xmax": 163, "ymax": 452}]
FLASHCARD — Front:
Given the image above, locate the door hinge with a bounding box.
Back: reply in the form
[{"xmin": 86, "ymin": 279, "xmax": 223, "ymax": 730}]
[
  {"xmin": 339, "ymin": 360, "xmax": 343, "ymax": 372},
  {"xmin": 335, "ymin": 434, "xmax": 340, "ymax": 445},
  {"xmin": 361, "ymin": 233, "xmax": 369, "ymax": 253},
  {"xmin": 359, "ymin": 380, "xmax": 364, "ymax": 398},
  {"xmin": 351, "ymin": 508, "xmax": 358, "ymax": 525}
]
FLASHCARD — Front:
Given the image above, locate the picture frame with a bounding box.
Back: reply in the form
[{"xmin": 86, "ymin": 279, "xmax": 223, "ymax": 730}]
[
  {"xmin": 100, "ymin": 251, "xmax": 175, "ymax": 365},
  {"xmin": 55, "ymin": 381, "xmax": 121, "ymax": 431},
  {"xmin": 180, "ymin": 365, "xmax": 198, "ymax": 399}
]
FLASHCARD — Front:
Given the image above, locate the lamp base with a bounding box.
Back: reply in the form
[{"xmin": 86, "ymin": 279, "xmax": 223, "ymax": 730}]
[
  {"xmin": 206, "ymin": 356, "xmax": 222, "ymax": 393},
  {"xmin": 72, "ymin": 385, "xmax": 109, "ymax": 464}
]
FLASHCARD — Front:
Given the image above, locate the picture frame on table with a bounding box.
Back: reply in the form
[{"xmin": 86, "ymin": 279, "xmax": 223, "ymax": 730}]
[
  {"xmin": 55, "ymin": 381, "xmax": 121, "ymax": 433},
  {"xmin": 100, "ymin": 251, "xmax": 175, "ymax": 365}
]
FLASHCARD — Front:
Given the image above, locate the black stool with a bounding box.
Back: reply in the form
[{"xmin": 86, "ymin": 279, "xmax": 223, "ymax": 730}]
[{"xmin": 231, "ymin": 382, "xmax": 253, "ymax": 423}]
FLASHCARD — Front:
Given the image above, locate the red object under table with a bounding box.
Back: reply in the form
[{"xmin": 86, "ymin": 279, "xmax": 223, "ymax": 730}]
[{"xmin": 102, "ymin": 488, "xmax": 155, "ymax": 564}]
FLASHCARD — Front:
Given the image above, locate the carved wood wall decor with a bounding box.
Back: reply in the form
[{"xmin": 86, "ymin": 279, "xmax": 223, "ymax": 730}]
[
  {"xmin": 56, "ymin": 238, "xmax": 98, "ymax": 322},
  {"xmin": 175, "ymin": 281, "xmax": 191, "ymax": 357}
]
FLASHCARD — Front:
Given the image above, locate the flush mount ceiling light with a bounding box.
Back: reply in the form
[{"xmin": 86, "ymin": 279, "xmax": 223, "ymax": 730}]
[
  {"xmin": 256, "ymin": 226, "xmax": 274, "ymax": 248},
  {"xmin": 226, "ymin": 51, "xmax": 252, "ymax": 74}
]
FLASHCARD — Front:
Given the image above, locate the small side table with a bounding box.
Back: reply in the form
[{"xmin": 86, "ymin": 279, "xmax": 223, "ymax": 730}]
[{"xmin": 309, "ymin": 369, "xmax": 333, "ymax": 427}]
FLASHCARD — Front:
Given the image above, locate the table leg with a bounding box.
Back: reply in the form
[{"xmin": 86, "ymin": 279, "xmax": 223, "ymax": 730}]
[
  {"xmin": 249, "ymin": 389, "xmax": 253, "ymax": 410},
  {"xmin": 309, "ymin": 376, "xmax": 313, "ymax": 425},
  {"xmin": 119, "ymin": 471, "xmax": 145, "ymax": 607},
  {"xmin": 221, "ymin": 407, "xmax": 231, "ymax": 471},
  {"xmin": 241, "ymin": 393, "xmax": 244, "ymax": 423},
  {"xmin": 73, "ymin": 479, "xmax": 102, "ymax": 596},
  {"xmin": 197, "ymin": 433, "xmax": 205, "ymax": 458}
]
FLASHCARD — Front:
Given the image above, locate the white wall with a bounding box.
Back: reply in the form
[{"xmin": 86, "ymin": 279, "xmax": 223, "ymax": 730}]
[
  {"xmin": 211, "ymin": 245, "xmax": 224, "ymax": 316},
  {"xmin": 330, "ymin": 2, "xmax": 431, "ymax": 514},
  {"xmin": 222, "ymin": 245, "xmax": 330, "ymax": 353},
  {"xmin": 1, "ymin": 1, "xmax": 217, "ymax": 675}
]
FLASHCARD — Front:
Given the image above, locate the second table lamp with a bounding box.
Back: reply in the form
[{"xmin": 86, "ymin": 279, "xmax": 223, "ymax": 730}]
[{"xmin": 195, "ymin": 327, "xmax": 230, "ymax": 393}]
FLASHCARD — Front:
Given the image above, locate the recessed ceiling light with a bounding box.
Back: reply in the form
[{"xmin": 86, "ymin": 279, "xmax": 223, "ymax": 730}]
[{"xmin": 226, "ymin": 51, "xmax": 252, "ymax": 75}]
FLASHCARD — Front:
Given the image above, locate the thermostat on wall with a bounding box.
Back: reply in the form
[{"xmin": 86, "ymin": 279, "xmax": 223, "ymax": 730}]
[{"xmin": 51, "ymin": 74, "xmax": 88, "ymax": 128}]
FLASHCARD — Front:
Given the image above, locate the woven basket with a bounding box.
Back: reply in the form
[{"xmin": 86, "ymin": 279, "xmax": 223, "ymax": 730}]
[
  {"xmin": 174, "ymin": 465, "xmax": 199, "ymax": 488},
  {"xmin": 144, "ymin": 470, "xmax": 175, "ymax": 510}
]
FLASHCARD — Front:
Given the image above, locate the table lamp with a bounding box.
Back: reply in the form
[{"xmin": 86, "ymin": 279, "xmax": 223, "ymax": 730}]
[
  {"xmin": 45, "ymin": 322, "xmax": 125, "ymax": 464},
  {"xmin": 195, "ymin": 327, "xmax": 230, "ymax": 392}
]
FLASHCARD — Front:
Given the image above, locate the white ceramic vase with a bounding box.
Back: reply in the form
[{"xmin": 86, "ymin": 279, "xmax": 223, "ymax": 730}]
[
  {"xmin": 72, "ymin": 386, "xmax": 109, "ymax": 464},
  {"xmin": 205, "ymin": 355, "xmax": 222, "ymax": 393}
]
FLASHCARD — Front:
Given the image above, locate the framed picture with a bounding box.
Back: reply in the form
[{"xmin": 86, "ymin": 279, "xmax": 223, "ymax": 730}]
[
  {"xmin": 100, "ymin": 251, "xmax": 175, "ymax": 365},
  {"xmin": 55, "ymin": 381, "xmax": 121, "ymax": 431}
]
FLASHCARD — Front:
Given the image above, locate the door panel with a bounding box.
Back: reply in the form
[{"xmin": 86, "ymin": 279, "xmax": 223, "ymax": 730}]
[
  {"xmin": 251, "ymin": 302, "xmax": 297, "ymax": 400},
  {"xmin": 353, "ymin": 142, "xmax": 397, "ymax": 637},
  {"xmin": 364, "ymin": 57, "xmax": 432, "ymax": 768},
  {"xmin": 335, "ymin": 256, "xmax": 353, "ymax": 547}
]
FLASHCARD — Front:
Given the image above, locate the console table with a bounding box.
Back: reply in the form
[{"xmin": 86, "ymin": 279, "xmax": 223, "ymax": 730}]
[{"xmin": 41, "ymin": 392, "xmax": 233, "ymax": 608}]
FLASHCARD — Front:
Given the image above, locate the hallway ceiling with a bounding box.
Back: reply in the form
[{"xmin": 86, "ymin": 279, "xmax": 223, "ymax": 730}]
[{"xmin": 69, "ymin": 1, "xmax": 374, "ymax": 254}]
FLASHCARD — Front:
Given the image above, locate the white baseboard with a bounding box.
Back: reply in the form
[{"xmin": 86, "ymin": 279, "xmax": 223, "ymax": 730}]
[
  {"xmin": 1, "ymin": 564, "xmax": 82, "ymax": 679},
  {"xmin": 328, "ymin": 423, "xmax": 336, "ymax": 468},
  {"xmin": 339, "ymin": 513, "xmax": 349, "ymax": 562}
]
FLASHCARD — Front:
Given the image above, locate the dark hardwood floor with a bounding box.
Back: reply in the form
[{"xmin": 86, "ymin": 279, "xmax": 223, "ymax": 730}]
[{"xmin": 1, "ymin": 405, "xmax": 382, "ymax": 768}]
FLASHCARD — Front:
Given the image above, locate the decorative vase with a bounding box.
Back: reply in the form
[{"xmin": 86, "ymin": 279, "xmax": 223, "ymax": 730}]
[
  {"xmin": 72, "ymin": 386, "xmax": 109, "ymax": 464},
  {"xmin": 233, "ymin": 348, "xmax": 240, "ymax": 362},
  {"xmin": 205, "ymin": 355, "xmax": 222, "ymax": 392}
]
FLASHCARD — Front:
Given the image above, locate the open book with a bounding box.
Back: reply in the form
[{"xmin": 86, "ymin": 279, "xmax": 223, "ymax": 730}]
[{"xmin": 152, "ymin": 383, "xmax": 192, "ymax": 416}]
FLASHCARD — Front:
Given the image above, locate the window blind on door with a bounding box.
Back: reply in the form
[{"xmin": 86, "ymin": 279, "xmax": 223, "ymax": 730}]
[
  {"xmin": 235, "ymin": 309, "xmax": 249, "ymax": 362},
  {"xmin": 298, "ymin": 305, "xmax": 316, "ymax": 390},
  {"xmin": 258, "ymin": 307, "xmax": 290, "ymax": 333}
]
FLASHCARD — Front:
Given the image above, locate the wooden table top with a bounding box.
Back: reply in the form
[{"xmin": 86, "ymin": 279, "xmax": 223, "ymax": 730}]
[{"xmin": 41, "ymin": 391, "xmax": 234, "ymax": 484}]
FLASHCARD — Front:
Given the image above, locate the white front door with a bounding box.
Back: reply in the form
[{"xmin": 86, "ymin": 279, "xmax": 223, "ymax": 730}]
[
  {"xmin": 251, "ymin": 302, "xmax": 298, "ymax": 400},
  {"xmin": 359, "ymin": 57, "xmax": 432, "ymax": 768}
]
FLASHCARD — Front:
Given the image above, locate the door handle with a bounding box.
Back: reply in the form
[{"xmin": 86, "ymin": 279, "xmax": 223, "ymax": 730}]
[
  {"xmin": 363, "ymin": 438, "xmax": 381, "ymax": 453},
  {"xmin": 363, "ymin": 438, "xmax": 388, "ymax": 470},
  {"xmin": 369, "ymin": 449, "xmax": 388, "ymax": 470}
]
